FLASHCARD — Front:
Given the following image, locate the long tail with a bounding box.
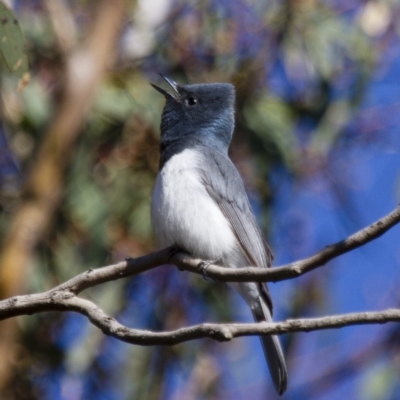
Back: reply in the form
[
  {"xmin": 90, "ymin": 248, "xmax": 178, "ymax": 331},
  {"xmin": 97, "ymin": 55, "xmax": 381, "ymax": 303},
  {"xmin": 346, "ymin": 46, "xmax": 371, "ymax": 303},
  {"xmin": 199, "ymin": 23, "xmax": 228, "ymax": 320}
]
[{"xmin": 252, "ymin": 293, "xmax": 288, "ymax": 396}]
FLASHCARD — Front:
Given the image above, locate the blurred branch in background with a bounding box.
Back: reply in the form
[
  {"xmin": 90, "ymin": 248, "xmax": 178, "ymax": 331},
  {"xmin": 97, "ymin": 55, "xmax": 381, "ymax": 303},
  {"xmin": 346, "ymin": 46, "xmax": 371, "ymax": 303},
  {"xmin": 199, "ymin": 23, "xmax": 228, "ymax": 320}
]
[
  {"xmin": 0, "ymin": 0, "xmax": 126, "ymax": 391},
  {"xmin": 44, "ymin": 0, "xmax": 77, "ymax": 55},
  {"xmin": 0, "ymin": 0, "xmax": 126, "ymax": 302}
]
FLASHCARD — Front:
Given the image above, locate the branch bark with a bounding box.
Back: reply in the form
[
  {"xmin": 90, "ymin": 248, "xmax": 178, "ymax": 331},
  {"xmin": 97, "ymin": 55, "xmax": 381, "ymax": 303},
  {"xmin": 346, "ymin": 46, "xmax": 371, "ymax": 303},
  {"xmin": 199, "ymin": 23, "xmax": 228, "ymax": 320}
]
[
  {"xmin": 0, "ymin": 290, "xmax": 399, "ymax": 345},
  {"xmin": 172, "ymin": 204, "xmax": 400, "ymax": 282},
  {"xmin": 0, "ymin": 205, "xmax": 398, "ymax": 346}
]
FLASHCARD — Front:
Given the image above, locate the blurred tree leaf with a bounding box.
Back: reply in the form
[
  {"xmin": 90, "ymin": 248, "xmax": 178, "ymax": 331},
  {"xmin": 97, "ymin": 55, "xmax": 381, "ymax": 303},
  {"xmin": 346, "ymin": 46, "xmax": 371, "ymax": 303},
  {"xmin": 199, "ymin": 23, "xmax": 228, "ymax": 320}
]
[
  {"xmin": 359, "ymin": 363, "xmax": 396, "ymax": 400},
  {"xmin": 309, "ymin": 99, "xmax": 351, "ymax": 156},
  {"xmin": 243, "ymin": 95, "xmax": 296, "ymax": 168},
  {"xmin": 0, "ymin": 1, "xmax": 29, "ymax": 90}
]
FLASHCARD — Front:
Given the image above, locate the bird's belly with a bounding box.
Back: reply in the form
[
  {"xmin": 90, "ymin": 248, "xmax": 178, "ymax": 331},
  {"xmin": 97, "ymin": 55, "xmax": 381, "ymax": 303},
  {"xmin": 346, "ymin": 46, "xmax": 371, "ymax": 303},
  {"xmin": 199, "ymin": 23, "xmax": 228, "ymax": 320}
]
[{"xmin": 151, "ymin": 150, "xmax": 237, "ymax": 260}]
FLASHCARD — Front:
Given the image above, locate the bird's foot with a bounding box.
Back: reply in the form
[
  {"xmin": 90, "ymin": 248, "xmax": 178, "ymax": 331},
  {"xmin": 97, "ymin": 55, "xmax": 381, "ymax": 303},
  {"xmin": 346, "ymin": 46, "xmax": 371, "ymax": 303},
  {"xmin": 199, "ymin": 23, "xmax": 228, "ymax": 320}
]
[
  {"xmin": 198, "ymin": 259, "xmax": 219, "ymax": 281},
  {"xmin": 167, "ymin": 245, "xmax": 181, "ymax": 264}
]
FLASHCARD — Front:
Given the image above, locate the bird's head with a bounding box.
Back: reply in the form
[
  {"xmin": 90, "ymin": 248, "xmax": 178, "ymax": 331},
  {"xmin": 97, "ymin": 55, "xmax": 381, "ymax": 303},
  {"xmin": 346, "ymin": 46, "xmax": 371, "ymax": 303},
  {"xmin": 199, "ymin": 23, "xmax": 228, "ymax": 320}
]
[{"xmin": 151, "ymin": 75, "xmax": 235, "ymax": 153}]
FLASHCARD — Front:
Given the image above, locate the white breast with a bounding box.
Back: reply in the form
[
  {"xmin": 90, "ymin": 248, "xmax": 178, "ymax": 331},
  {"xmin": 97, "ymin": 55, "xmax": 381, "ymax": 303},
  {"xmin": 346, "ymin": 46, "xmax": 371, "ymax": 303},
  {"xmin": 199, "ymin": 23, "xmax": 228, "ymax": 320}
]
[{"xmin": 151, "ymin": 148, "xmax": 237, "ymax": 260}]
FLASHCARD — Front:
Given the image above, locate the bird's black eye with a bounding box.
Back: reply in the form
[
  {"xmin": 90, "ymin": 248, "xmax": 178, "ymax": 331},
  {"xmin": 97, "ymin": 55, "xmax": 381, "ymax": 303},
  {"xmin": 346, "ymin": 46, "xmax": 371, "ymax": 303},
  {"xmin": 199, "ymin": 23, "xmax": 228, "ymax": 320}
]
[{"xmin": 186, "ymin": 97, "xmax": 197, "ymax": 106}]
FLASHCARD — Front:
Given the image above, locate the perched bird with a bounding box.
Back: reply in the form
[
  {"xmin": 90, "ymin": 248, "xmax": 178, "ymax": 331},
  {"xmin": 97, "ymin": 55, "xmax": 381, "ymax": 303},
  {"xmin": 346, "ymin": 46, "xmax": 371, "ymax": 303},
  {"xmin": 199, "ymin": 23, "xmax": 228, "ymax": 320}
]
[{"xmin": 150, "ymin": 75, "xmax": 287, "ymax": 395}]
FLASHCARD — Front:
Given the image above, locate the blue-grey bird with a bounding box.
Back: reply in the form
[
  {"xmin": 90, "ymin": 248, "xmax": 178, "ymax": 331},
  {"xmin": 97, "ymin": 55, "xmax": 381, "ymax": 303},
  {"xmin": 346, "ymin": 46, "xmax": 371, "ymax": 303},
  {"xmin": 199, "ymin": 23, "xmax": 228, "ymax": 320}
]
[{"xmin": 150, "ymin": 75, "xmax": 287, "ymax": 395}]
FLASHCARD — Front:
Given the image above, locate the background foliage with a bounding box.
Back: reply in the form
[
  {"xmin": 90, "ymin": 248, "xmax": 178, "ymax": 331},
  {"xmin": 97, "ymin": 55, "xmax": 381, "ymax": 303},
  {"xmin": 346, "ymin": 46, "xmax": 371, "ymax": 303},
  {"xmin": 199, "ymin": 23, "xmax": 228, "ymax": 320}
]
[{"xmin": 1, "ymin": 0, "xmax": 400, "ymax": 399}]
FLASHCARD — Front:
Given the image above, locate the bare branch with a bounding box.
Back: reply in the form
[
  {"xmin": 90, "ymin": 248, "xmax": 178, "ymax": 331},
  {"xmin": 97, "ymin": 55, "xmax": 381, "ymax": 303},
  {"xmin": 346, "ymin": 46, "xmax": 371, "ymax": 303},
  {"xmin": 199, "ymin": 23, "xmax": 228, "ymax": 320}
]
[
  {"xmin": 26, "ymin": 204, "xmax": 400, "ymax": 301},
  {"xmin": 171, "ymin": 204, "xmax": 400, "ymax": 282},
  {"xmin": 0, "ymin": 205, "xmax": 398, "ymax": 346},
  {"xmin": 0, "ymin": 289, "xmax": 400, "ymax": 345}
]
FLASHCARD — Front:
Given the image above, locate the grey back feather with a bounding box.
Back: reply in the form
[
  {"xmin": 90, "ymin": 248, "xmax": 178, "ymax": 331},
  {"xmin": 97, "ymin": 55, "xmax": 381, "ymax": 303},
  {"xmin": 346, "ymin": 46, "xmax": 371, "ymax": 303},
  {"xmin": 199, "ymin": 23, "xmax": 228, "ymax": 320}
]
[{"xmin": 197, "ymin": 146, "xmax": 273, "ymax": 270}]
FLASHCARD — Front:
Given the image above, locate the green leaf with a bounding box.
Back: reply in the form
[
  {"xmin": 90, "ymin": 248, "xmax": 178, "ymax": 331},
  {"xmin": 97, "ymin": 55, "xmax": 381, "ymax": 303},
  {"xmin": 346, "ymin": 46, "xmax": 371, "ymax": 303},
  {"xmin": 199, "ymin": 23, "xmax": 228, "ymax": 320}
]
[{"xmin": 0, "ymin": 1, "xmax": 29, "ymax": 89}]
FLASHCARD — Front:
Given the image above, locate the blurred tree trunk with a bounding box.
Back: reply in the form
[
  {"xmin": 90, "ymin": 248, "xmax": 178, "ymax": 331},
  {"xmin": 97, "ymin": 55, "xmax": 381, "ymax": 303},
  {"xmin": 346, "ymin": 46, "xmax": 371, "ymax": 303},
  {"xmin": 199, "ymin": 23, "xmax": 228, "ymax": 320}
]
[{"xmin": 0, "ymin": 0, "xmax": 127, "ymax": 391}]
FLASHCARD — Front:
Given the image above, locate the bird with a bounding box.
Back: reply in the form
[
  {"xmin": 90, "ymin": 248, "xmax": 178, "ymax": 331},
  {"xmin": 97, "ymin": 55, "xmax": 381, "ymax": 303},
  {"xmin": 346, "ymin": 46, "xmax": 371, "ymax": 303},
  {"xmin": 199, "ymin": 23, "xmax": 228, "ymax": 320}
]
[{"xmin": 150, "ymin": 75, "xmax": 288, "ymax": 395}]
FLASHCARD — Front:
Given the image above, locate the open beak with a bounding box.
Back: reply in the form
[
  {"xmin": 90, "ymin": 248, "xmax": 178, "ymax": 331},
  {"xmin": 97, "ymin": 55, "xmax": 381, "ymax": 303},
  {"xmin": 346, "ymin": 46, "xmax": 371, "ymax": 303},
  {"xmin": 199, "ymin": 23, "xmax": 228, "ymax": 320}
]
[{"xmin": 151, "ymin": 74, "xmax": 180, "ymax": 99}]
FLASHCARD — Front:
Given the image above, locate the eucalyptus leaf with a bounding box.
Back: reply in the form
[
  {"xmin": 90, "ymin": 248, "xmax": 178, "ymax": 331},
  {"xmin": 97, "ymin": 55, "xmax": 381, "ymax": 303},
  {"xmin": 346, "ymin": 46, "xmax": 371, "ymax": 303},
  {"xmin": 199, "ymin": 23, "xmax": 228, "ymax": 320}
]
[{"xmin": 0, "ymin": 1, "xmax": 29, "ymax": 89}]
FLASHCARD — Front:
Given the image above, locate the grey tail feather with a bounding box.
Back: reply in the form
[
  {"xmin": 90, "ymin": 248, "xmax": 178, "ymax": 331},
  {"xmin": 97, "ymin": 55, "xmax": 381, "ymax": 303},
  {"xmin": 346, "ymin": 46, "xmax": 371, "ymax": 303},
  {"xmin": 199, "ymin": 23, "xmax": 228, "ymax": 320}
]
[{"xmin": 253, "ymin": 295, "xmax": 288, "ymax": 396}]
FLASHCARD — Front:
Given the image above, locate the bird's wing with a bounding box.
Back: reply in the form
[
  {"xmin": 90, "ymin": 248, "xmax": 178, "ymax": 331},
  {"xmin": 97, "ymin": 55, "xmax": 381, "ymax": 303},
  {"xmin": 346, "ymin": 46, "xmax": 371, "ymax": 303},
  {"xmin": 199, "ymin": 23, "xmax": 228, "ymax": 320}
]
[
  {"xmin": 198, "ymin": 148, "xmax": 285, "ymax": 384},
  {"xmin": 198, "ymin": 147, "xmax": 273, "ymax": 270}
]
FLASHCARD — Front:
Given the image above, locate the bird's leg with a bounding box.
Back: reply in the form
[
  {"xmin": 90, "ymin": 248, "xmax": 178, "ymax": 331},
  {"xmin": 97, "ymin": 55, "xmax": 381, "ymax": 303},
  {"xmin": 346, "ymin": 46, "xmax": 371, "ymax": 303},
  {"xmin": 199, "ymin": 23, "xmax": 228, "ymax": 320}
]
[
  {"xmin": 167, "ymin": 245, "xmax": 182, "ymax": 264},
  {"xmin": 198, "ymin": 259, "xmax": 220, "ymax": 281}
]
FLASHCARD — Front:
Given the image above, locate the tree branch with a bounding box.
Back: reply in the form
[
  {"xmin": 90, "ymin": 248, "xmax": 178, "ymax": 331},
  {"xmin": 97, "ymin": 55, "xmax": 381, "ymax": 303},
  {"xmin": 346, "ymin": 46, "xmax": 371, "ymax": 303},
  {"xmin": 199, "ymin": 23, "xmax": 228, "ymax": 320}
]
[
  {"xmin": 171, "ymin": 204, "xmax": 400, "ymax": 282},
  {"xmin": 1, "ymin": 290, "xmax": 400, "ymax": 345},
  {"xmin": 0, "ymin": 205, "xmax": 398, "ymax": 345}
]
